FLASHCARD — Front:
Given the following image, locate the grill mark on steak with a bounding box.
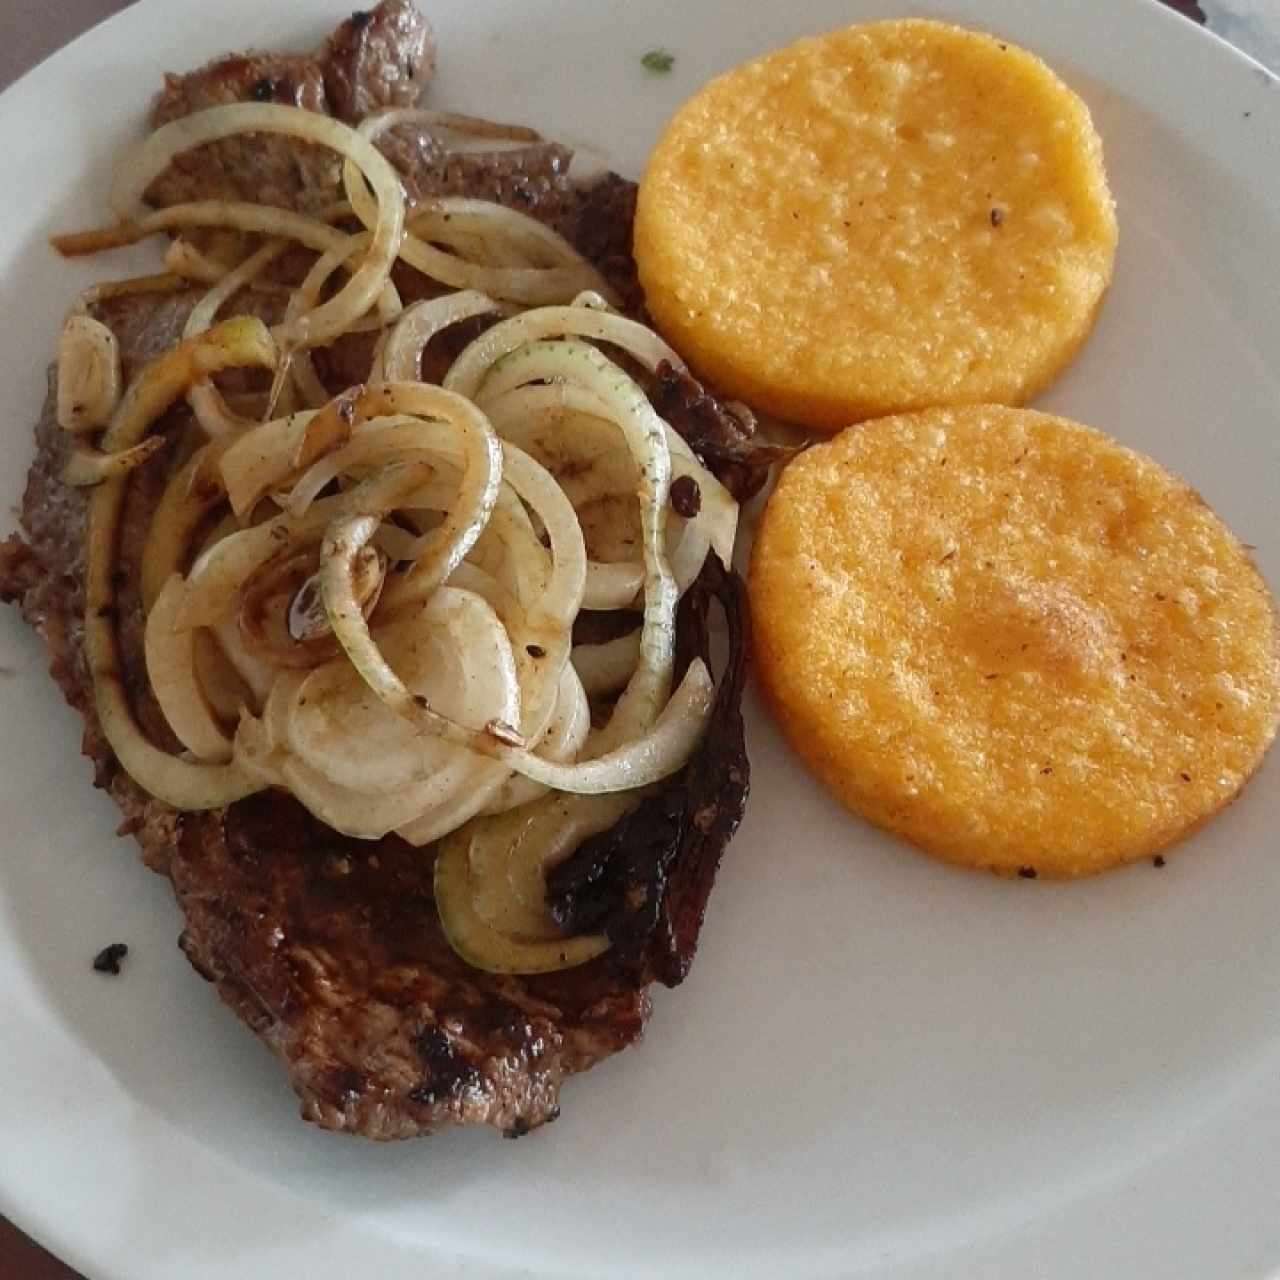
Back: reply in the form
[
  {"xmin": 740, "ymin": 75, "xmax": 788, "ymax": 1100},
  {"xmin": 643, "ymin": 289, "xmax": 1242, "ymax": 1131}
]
[{"xmin": 0, "ymin": 1, "xmax": 759, "ymax": 1139}]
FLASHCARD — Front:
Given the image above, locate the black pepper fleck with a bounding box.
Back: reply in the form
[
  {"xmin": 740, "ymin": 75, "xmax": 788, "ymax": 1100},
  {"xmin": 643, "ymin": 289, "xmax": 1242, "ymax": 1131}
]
[
  {"xmin": 990, "ymin": 207, "xmax": 1004, "ymax": 227},
  {"xmin": 670, "ymin": 474, "xmax": 702, "ymax": 518},
  {"xmin": 92, "ymin": 942, "xmax": 129, "ymax": 975},
  {"xmin": 526, "ymin": 644, "xmax": 546, "ymax": 659},
  {"xmin": 1153, "ymin": 855, "xmax": 1166, "ymax": 868},
  {"xmin": 1017, "ymin": 866, "xmax": 1038, "ymax": 880}
]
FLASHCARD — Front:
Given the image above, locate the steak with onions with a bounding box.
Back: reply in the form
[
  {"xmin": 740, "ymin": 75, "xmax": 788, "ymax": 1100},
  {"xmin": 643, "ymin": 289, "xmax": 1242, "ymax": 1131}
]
[{"xmin": 0, "ymin": 1, "xmax": 761, "ymax": 1139}]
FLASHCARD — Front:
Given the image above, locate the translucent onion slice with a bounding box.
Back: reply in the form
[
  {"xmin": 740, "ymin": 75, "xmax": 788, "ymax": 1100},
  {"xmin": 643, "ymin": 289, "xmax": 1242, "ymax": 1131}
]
[
  {"xmin": 314, "ymin": 383, "xmax": 505, "ymax": 604},
  {"xmin": 364, "ymin": 107, "xmax": 541, "ymax": 145},
  {"xmin": 582, "ymin": 560, "xmax": 645, "ymax": 611},
  {"xmin": 481, "ymin": 659, "xmax": 590, "ymax": 817},
  {"xmin": 282, "ymin": 416, "xmax": 441, "ymax": 517},
  {"xmin": 286, "ymin": 591, "xmax": 519, "ymax": 795},
  {"xmin": 63, "ymin": 435, "xmax": 167, "ymax": 487},
  {"xmin": 465, "ymin": 339, "xmax": 677, "ymax": 739},
  {"xmin": 238, "ymin": 679, "xmax": 468, "ymax": 841},
  {"xmin": 329, "ymin": 509, "xmax": 709, "ymax": 794},
  {"xmin": 144, "ymin": 575, "xmax": 233, "ymax": 762},
  {"xmin": 142, "ymin": 440, "xmax": 232, "ymax": 611},
  {"xmin": 411, "ymin": 201, "xmax": 581, "ymax": 269},
  {"xmin": 78, "ymin": 103, "xmax": 405, "ymax": 348},
  {"xmin": 503, "ymin": 656, "xmax": 713, "ymax": 792},
  {"xmin": 277, "ymin": 753, "xmax": 462, "ymax": 840},
  {"xmin": 57, "ymin": 315, "xmax": 120, "ymax": 433},
  {"xmin": 572, "ymin": 631, "xmax": 641, "ymax": 698},
  {"xmin": 178, "ymin": 494, "xmax": 346, "ymax": 630},
  {"xmin": 218, "ymin": 410, "xmax": 323, "ymax": 517},
  {"xmin": 341, "ymin": 118, "xmax": 609, "ymax": 305},
  {"xmin": 183, "ymin": 238, "xmax": 290, "ymax": 437},
  {"xmin": 466, "ymin": 791, "xmax": 634, "ymax": 940},
  {"xmin": 379, "ymin": 290, "xmax": 504, "ymax": 382},
  {"xmin": 164, "ymin": 237, "xmax": 230, "ymax": 284},
  {"xmin": 239, "ymin": 544, "xmax": 384, "ymax": 669},
  {"xmin": 213, "ymin": 613, "xmax": 278, "ymax": 707},
  {"xmin": 193, "ymin": 628, "xmax": 255, "ymax": 721},
  {"xmin": 433, "ymin": 831, "xmax": 609, "ymax": 975},
  {"xmin": 444, "ymin": 303, "xmax": 685, "ymax": 401},
  {"xmin": 281, "ymin": 230, "xmax": 403, "ymax": 400},
  {"xmin": 84, "ymin": 319, "xmax": 274, "ymax": 809},
  {"xmin": 482, "ymin": 381, "xmax": 739, "ymax": 569},
  {"xmin": 322, "ymin": 440, "xmax": 582, "ymax": 756}
]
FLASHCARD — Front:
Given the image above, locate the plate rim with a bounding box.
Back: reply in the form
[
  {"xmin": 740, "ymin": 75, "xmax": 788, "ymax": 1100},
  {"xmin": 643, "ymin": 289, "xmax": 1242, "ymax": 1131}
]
[{"xmin": 1, "ymin": 1, "xmax": 1278, "ymax": 1278}]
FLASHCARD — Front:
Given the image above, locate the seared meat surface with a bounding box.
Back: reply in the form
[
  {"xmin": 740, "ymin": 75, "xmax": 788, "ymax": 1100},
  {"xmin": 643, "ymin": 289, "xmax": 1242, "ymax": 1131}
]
[
  {"xmin": 0, "ymin": 1, "xmax": 755, "ymax": 1139},
  {"xmin": 148, "ymin": 0, "xmax": 434, "ymax": 214}
]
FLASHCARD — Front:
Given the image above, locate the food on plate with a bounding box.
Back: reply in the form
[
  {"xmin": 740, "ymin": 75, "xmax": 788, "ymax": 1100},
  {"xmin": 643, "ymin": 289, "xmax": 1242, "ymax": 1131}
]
[
  {"xmin": 0, "ymin": 0, "xmax": 776, "ymax": 1138},
  {"xmin": 749, "ymin": 404, "xmax": 1280, "ymax": 878},
  {"xmin": 92, "ymin": 942, "xmax": 129, "ymax": 975},
  {"xmin": 634, "ymin": 19, "xmax": 1118, "ymax": 431}
]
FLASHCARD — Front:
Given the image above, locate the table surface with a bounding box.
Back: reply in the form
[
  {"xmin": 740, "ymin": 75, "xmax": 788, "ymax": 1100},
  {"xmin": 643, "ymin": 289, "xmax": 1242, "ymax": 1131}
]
[{"xmin": 1, "ymin": 0, "xmax": 1276, "ymax": 1276}]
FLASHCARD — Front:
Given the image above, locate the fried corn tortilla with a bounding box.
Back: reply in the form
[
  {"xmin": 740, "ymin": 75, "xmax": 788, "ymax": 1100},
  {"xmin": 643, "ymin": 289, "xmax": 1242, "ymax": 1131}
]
[
  {"xmin": 635, "ymin": 19, "xmax": 1118, "ymax": 431},
  {"xmin": 749, "ymin": 405, "xmax": 1280, "ymax": 878}
]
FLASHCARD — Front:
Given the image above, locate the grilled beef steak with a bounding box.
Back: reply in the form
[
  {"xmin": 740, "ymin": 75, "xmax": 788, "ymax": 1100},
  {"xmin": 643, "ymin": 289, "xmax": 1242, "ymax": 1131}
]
[{"xmin": 0, "ymin": 0, "xmax": 758, "ymax": 1139}]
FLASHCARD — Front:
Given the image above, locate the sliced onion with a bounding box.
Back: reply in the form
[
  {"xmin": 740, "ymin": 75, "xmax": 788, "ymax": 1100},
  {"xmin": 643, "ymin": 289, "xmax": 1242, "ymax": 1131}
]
[
  {"xmin": 239, "ymin": 544, "xmax": 384, "ymax": 669},
  {"xmin": 582, "ymin": 560, "xmax": 644, "ymax": 611},
  {"xmin": 213, "ymin": 612, "xmax": 278, "ymax": 707},
  {"xmin": 281, "ymin": 230, "xmax": 403, "ymax": 399},
  {"xmin": 218, "ymin": 410, "xmax": 321, "ymax": 517},
  {"xmin": 183, "ymin": 238, "xmax": 290, "ymax": 437},
  {"xmin": 178, "ymin": 494, "xmax": 346, "ymax": 630},
  {"xmin": 482, "ymin": 380, "xmax": 739, "ymax": 570},
  {"xmin": 278, "ymin": 753, "xmax": 464, "ymax": 840},
  {"xmin": 288, "ymin": 590, "xmax": 518, "ymax": 794},
  {"xmin": 465, "ymin": 339, "xmax": 677, "ymax": 739},
  {"xmin": 433, "ymin": 831, "xmax": 609, "ymax": 975},
  {"xmin": 444, "ymin": 303, "xmax": 685, "ymax": 401},
  {"xmin": 466, "ymin": 791, "xmax": 634, "ymax": 940},
  {"xmin": 57, "ymin": 315, "xmax": 120, "ymax": 433},
  {"xmin": 144, "ymin": 576, "xmax": 233, "ymax": 762},
  {"xmin": 411, "ymin": 201, "xmax": 581, "ymax": 270},
  {"xmin": 141, "ymin": 438, "xmax": 230, "ymax": 612},
  {"xmin": 315, "ymin": 383, "xmax": 504, "ymax": 604},
  {"xmin": 341, "ymin": 116, "xmax": 610, "ymax": 306},
  {"xmin": 482, "ymin": 659, "xmax": 590, "ymax": 816},
  {"xmin": 72, "ymin": 272, "xmax": 188, "ymax": 310},
  {"xmin": 379, "ymin": 290, "xmax": 504, "ymax": 382},
  {"xmin": 63, "ymin": 434, "xmax": 167, "ymax": 487},
  {"xmin": 193, "ymin": 628, "xmax": 255, "ymax": 721},
  {"xmin": 362, "ymin": 105, "xmax": 542, "ymax": 147},
  {"xmin": 67, "ymin": 103, "xmax": 405, "ymax": 349},
  {"xmin": 572, "ymin": 631, "xmax": 641, "ymax": 698},
  {"xmin": 83, "ymin": 319, "xmax": 275, "ymax": 809},
  {"xmin": 321, "ymin": 438, "xmax": 582, "ymax": 754},
  {"xmin": 164, "ymin": 237, "xmax": 230, "ymax": 285}
]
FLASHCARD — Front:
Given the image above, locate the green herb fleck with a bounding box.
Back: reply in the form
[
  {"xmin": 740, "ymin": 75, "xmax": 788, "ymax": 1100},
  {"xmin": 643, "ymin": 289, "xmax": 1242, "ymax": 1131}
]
[{"xmin": 641, "ymin": 49, "xmax": 675, "ymax": 75}]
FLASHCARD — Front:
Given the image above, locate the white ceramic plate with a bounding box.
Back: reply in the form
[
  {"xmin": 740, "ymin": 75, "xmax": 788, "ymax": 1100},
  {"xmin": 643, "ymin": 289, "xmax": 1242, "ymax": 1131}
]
[{"xmin": 1, "ymin": 1, "xmax": 1278, "ymax": 1276}]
